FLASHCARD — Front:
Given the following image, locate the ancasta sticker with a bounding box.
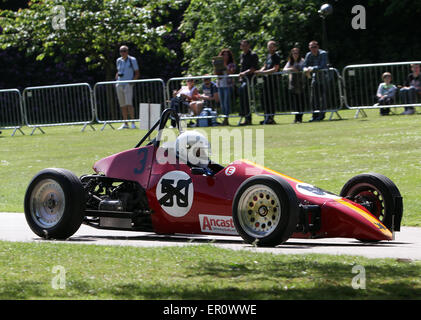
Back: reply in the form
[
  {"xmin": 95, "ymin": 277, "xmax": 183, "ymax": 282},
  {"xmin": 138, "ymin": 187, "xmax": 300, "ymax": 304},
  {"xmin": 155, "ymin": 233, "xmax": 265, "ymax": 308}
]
[
  {"xmin": 225, "ymin": 166, "xmax": 236, "ymax": 176},
  {"xmin": 199, "ymin": 214, "xmax": 238, "ymax": 235},
  {"xmin": 296, "ymin": 183, "xmax": 340, "ymax": 199},
  {"xmin": 156, "ymin": 171, "xmax": 194, "ymax": 217}
]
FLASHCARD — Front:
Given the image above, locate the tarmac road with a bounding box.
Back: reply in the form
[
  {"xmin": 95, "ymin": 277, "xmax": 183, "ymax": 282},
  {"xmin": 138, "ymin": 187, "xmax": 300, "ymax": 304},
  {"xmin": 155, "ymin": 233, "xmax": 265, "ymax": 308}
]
[{"xmin": 1, "ymin": 212, "xmax": 421, "ymax": 261}]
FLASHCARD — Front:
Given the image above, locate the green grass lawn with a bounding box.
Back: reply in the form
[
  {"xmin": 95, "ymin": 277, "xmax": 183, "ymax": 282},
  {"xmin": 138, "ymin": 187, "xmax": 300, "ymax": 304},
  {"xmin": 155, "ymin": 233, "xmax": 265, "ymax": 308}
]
[
  {"xmin": 1, "ymin": 241, "xmax": 420, "ymax": 300},
  {"xmin": 1, "ymin": 109, "xmax": 420, "ymax": 226}
]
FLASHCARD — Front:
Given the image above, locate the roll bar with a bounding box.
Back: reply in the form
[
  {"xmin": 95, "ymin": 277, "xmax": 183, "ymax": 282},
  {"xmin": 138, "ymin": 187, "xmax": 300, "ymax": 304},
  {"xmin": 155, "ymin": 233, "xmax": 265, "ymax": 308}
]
[{"xmin": 135, "ymin": 108, "xmax": 182, "ymax": 148}]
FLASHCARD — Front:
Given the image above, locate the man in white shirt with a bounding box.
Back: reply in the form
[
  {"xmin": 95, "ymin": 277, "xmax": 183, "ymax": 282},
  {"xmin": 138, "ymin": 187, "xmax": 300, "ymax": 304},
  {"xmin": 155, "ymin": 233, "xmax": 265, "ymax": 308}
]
[{"xmin": 115, "ymin": 45, "xmax": 140, "ymax": 129}]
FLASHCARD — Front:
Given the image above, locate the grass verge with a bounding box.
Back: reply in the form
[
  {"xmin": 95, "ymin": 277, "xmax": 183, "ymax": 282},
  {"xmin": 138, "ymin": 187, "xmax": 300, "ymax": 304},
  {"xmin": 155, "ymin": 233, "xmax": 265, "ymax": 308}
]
[{"xmin": 1, "ymin": 241, "xmax": 420, "ymax": 300}]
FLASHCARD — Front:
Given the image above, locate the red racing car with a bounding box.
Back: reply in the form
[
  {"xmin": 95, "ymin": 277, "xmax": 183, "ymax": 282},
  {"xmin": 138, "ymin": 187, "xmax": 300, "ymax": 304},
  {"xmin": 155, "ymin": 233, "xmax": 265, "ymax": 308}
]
[{"xmin": 24, "ymin": 109, "xmax": 403, "ymax": 246}]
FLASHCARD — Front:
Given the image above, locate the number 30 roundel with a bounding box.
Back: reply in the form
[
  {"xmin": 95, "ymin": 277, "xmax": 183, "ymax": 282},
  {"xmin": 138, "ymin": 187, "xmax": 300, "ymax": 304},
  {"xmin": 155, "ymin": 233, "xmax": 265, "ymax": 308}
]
[{"xmin": 156, "ymin": 171, "xmax": 194, "ymax": 217}]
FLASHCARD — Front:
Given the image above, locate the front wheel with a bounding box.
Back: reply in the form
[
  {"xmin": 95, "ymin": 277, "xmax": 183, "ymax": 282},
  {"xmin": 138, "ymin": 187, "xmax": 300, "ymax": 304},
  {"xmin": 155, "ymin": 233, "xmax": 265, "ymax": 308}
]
[
  {"xmin": 232, "ymin": 175, "xmax": 300, "ymax": 247},
  {"xmin": 340, "ymin": 173, "xmax": 403, "ymax": 232},
  {"xmin": 24, "ymin": 168, "xmax": 86, "ymax": 239}
]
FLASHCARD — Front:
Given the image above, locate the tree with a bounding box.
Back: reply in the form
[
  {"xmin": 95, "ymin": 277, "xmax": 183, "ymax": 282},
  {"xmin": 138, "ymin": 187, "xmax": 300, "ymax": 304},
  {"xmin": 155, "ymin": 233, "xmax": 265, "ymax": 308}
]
[
  {"xmin": 0, "ymin": 0, "xmax": 182, "ymax": 80},
  {"xmin": 180, "ymin": 0, "xmax": 421, "ymax": 75},
  {"xmin": 180, "ymin": 0, "xmax": 319, "ymax": 75}
]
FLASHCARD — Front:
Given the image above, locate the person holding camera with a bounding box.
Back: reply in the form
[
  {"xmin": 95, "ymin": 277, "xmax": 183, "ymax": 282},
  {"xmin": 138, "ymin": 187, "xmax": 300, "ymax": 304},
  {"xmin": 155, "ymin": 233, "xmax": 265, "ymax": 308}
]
[{"xmin": 115, "ymin": 45, "xmax": 140, "ymax": 130}]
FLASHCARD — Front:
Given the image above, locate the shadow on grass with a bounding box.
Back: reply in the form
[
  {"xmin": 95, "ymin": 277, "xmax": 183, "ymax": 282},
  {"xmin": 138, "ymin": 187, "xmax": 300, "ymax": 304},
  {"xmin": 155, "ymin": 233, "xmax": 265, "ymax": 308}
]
[
  {"xmin": 2, "ymin": 259, "xmax": 420, "ymax": 300},
  {"xmin": 2, "ymin": 279, "xmax": 420, "ymax": 300}
]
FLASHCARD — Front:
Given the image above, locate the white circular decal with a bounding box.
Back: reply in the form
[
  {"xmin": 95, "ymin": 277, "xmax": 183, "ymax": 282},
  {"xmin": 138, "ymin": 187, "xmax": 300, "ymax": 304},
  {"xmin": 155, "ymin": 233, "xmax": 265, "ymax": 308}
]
[
  {"xmin": 156, "ymin": 171, "xmax": 194, "ymax": 217},
  {"xmin": 296, "ymin": 183, "xmax": 340, "ymax": 199},
  {"xmin": 225, "ymin": 166, "xmax": 236, "ymax": 176}
]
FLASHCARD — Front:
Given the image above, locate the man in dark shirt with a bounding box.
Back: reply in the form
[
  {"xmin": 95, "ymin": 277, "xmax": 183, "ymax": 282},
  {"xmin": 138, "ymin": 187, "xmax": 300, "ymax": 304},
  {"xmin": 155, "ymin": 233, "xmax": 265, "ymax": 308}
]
[
  {"xmin": 400, "ymin": 64, "xmax": 421, "ymax": 115},
  {"xmin": 238, "ymin": 40, "xmax": 259, "ymax": 126},
  {"xmin": 303, "ymin": 40, "xmax": 330, "ymax": 122},
  {"xmin": 255, "ymin": 40, "xmax": 281, "ymax": 124},
  {"xmin": 193, "ymin": 77, "xmax": 219, "ymax": 112}
]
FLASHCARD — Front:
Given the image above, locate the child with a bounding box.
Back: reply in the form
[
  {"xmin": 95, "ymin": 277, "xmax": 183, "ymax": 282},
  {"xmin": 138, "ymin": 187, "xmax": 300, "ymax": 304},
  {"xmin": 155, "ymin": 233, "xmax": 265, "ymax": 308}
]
[{"xmin": 376, "ymin": 72, "xmax": 397, "ymax": 116}]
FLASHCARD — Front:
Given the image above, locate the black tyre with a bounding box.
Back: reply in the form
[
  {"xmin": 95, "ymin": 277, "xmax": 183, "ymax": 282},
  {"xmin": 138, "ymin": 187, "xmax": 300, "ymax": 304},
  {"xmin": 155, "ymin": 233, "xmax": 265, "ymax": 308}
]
[
  {"xmin": 24, "ymin": 168, "xmax": 86, "ymax": 239},
  {"xmin": 340, "ymin": 173, "xmax": 403, "ymax": 232},
  {"xmin": 232, "ymin": 175, "xmax": 300, "ymax": 247}
]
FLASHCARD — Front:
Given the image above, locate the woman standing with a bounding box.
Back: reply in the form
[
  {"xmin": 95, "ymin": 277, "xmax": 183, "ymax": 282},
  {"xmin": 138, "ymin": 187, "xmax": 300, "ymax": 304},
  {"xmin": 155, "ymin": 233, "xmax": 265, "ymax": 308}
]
[
  {"xmin": 283, "ymin": 48, "xmax": 306, "ymax": 123},
  {"xmin": 215, "ymin": 49, "xmax": 236, "ymax": 125}
]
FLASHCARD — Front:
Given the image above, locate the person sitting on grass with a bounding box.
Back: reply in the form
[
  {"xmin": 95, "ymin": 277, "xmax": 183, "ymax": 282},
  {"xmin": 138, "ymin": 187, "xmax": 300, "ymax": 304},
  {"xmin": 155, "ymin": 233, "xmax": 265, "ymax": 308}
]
[
  {"xmin": 170, "ymin": 78, "xmax": 200, "ymax": 127},
  {"xmin": 399, "ymin": 63, "xmax": 421, "ymax": 115},
  {"xmin": 191, "ymin": 77, "xmax": 219, "ymax": 117},
  {"xmin": 375, "ymin": 72, "xmax": 397, "ymax": 116}
]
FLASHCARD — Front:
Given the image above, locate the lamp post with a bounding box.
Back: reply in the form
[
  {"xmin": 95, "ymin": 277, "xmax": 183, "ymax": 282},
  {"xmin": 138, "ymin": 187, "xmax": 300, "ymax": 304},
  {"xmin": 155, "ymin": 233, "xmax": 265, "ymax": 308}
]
[{"xmin": 318, "ymin": 3, "xmax": 333, "ymax": 52}]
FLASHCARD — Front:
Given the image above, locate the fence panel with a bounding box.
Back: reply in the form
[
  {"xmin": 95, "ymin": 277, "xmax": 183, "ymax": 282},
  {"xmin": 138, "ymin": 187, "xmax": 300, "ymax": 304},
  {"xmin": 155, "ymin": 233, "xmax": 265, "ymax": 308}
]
[
  {"xmin": 342, "ymin": 61, "xmax": 421, "ymax": 110},
  {"xmin": 166, "ymin": 74, "xmax": 252, "ymax": 125},
  {"xmin": 0, "ymin": 89, "xmax": 25, "ymax": 135},
  {"xmin": 22, "ymin": 83, "xmax": 94, "ymax": 134},
  {"xmin": 252, "ymin": 68, "xmax": 343, "ymax": 118},
  {"xmin": 94, "ymin": 79, "xmax": 166, "ymax": 129}
]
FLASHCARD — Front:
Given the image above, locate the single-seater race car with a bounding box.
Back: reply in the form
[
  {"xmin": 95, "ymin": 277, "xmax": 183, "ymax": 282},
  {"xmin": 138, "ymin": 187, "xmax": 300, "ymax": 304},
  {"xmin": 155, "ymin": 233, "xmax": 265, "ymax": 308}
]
[{"xmin": 24, "ymin": 109, "xmax": 403, "ymax": 246}]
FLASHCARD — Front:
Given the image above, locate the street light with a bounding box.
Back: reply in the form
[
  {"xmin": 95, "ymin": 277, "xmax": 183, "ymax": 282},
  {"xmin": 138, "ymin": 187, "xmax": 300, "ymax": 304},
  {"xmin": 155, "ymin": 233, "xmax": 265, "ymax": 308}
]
[
  {"xmin": 318, "ymin": 3, "xmax": 333, "ymax": 19},
  {"xmin": 318, "ymin": 4, "xmax": 333, "ymax": 62}
]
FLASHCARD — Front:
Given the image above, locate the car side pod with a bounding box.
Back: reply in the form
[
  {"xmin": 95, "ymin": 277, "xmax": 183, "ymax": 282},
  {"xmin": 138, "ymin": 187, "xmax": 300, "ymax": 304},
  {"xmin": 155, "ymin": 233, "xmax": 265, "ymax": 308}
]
[{"xmin": 322, "ymin": 199, "xmax": 394, "ymax": 241}]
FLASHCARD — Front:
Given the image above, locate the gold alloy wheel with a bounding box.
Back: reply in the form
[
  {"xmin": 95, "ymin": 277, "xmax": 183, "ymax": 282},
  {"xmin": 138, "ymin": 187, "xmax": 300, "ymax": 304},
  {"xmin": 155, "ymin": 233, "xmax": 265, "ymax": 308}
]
[{"xmin": 237, "ymin": 184, "xmax": 281, "ymax": 238}]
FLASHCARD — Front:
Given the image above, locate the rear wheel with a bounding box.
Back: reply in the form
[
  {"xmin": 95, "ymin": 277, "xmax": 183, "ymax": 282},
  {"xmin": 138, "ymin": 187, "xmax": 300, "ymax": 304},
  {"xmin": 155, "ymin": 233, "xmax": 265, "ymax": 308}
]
[
  {"xmin": 24, "ymin": 168, "xmax": 86, "ymax": 239},
  {"xmin": 340, "ymin": 173, "xmax": 402, "ymax": 232},
  {"xmin": 232, "ymin": 176, "xmax": 299, "ymax": 247}
]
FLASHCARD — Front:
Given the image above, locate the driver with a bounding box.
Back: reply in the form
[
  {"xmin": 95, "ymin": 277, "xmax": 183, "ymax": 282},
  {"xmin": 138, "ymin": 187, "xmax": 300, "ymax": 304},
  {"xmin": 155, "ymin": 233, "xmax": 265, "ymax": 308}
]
[{"xmin": 175, "ymin": 130, "xmax": 214, "ymax": 176}]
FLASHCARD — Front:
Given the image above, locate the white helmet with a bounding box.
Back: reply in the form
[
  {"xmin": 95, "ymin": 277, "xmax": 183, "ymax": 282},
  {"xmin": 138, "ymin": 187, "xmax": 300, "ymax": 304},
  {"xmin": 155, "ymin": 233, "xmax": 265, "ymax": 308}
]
[{"xmin": 176, "ymin": 131, "xmax": 210, "ymax": 168}]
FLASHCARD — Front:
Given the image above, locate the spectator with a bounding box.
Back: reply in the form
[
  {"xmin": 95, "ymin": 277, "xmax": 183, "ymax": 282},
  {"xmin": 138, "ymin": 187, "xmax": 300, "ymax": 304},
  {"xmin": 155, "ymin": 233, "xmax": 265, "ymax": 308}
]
[
  {"xmin": 215, "ymin": 49, "xmax": 236, "ymax": 126},
  {"xmin": 192, "ymin": 77, "xmax": 219, "ymax": 116},
  {"xmin": 255, "ymin": 40, "xmax": 281, "ymax": 125},
  {"xmin": 399, "ymin": 63, "xmax": 421, "ymax": 115},
  {"xmin": 115, "ymin": 45, "xmax": 140, "ymax": 130},
  {"xmin": 283, "ymin": 47, "xmax": 306, "ymax": 123},
  {"xmin": 238, "ymin": 40, "xmax": 259, "ymax": 126},
  {"xmin": 303, "ymin": 40, "xmax": 329, "ymax": 122},
  {"xmin": 170, "ymin": 78, "xmax": 199, "ymax": 127},
  {"xmin": 375, "ymin": 72, "xmax": 397, "ymax": 116}
]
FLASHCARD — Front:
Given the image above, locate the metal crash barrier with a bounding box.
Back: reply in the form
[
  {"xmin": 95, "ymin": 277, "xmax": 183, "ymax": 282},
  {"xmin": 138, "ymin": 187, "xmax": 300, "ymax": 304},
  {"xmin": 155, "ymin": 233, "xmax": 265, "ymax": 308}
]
[
  {"xmin": 0, "ymin": 89, "xmax": 25, "ymax": 136},
  {"xmin": 251, "ymin": 68, "xmax": 343, "ymax": 120},
  {"xmin": 94, "ymin": 79, "xmax": 166, "ymax": 130},
  {"xmin": 342, "ymin": 61, "xmax": 421, "ymax": 117},
  {"xmin": 3, "ymin": 61, "xmax": 421, "ymax": 137},
  {"xmin": 22, "ymin": 83, "xmax": 95, "ymax": 135},
  {"xmin": 166, "ymin": 74, "xmax": 252, "ymax": 126}
]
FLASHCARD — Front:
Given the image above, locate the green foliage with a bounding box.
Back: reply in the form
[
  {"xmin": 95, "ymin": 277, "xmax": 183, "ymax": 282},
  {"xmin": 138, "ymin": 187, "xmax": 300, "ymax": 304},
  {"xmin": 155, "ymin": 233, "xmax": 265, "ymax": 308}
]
[
  {"xmin": 0, "ymin": 0, "xmax": 181, "ymax": 78},
  {"xmin": 180, "ymin": 0, "xmax": 319, "ymax": 75}
]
